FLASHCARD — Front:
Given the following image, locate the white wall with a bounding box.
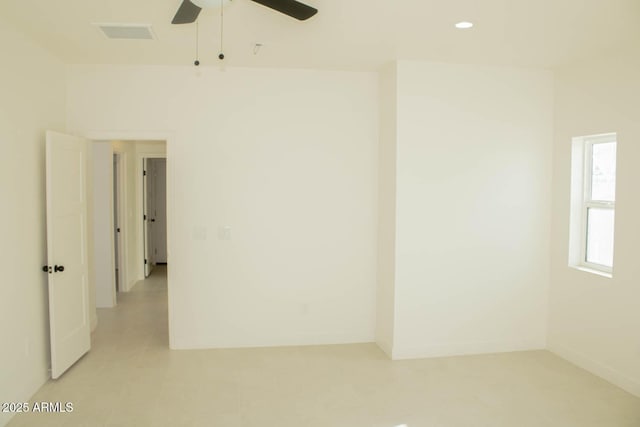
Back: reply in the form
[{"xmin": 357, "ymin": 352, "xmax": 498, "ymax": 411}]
[
  {"xmin": 391, "ymin": 61, "xmax": 554, "ymax": 359},
  {"xmin": 549, "ymin": 49, "xmax": 640, "ymax": 397},
  {"xmin": 375, "ymin": 62, "xmax": 398, "ymax": 356},
  {"xmin": 67, "ymin": 65, "xmax": 379, "ymax": 349},
  {"xmin": 0, "ymin": 20, "xmax": 66, "ymax": 427},
  {"xmin": 92, "ymin": 142, "xmax": 116, "ymax": 307}
]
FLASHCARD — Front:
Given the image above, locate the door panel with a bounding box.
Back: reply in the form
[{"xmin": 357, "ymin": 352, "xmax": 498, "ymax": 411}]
[
  {"xmin": 46, "ymin": 131, "xmax": 91, "ymax": 379},
  {"xmin": 143, "ymin": 158, "xmax": 154, "ymax": 277},
  {"xmin": 151, "ymin": 159, "xmax": 167, "ymax": 263},
  {"xmin": 113, "ymin": 153, "xmax": 125, "ymax": 292}
]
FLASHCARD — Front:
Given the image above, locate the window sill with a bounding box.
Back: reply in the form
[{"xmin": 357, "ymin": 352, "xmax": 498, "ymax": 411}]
[{"xmin": 570, "ymin": 265, "xmax": 612, "ymax": 279}]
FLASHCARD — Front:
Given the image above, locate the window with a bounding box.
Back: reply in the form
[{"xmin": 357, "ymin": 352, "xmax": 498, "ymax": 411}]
[{"xmin": 569, "ymin": 133, "xmax": 617, "ymax": 275}]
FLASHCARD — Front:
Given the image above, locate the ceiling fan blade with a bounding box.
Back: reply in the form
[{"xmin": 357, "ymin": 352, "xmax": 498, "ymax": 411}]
[
  {"xmin": 172, "ymin": 0, "xmax": 202, "ymax": 24},
  {"xmin": 250, "ymin": 0, "xmax": 318, "ymax": 20}
]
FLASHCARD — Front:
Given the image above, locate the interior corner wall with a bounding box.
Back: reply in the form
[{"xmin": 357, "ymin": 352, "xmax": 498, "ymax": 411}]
[
  {"xmin": 66, "ymin": 65, "xmax": 379, "ymax": 349},
  {"xmin": 549, "ymin": 50, "xmax": 640, "ymax": 397},
  {"xmin": 0, "ymin": 20, "xmax": 66, "ymax": 427},
  {"xmin": 375, "ymin": 62, "xmax": 398, "ymax": 357},
  {"xmin": 392, "ymin": 60, "xmax": 554, "ymax": 359}
]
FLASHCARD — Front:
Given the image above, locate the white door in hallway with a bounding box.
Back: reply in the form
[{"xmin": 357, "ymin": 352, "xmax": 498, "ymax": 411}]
[
  {"xmin": 150, "ymin": 159, "xmax": 167, "ymax": 263},
  {"xmin": 45, "ymin": 131, "xmax": 91, "ymax": 379},
  {"xmin": 143, "ymin": 157, "xmax": 168, "ymax": 276},
  {"xmin": 143, "ymin": 158, "xmax": 154, "ymax": 277}
]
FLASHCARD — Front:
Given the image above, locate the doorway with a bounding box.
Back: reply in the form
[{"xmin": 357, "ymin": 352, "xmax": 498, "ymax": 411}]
[
  {"xmin": 91, "ymin": 140, "xmax": 168, "ymax": 299},
  {"xmin": 86, "ymin": 134, "xmax": 171, "ymax": 347}
]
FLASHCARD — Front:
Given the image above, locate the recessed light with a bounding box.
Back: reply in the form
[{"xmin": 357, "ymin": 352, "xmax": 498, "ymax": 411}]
[{"xmin": 455, "ymin": 21, "xmax": 474, "ymax": 29}]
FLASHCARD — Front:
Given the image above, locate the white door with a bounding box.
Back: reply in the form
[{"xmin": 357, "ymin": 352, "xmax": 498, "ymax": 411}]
[
  {"xmin": 113, "ymin": 153, "xmax": 124, "ymax": 292},
  {"xmin": 45, "ymin": 131, "xmax": 91, "ymax": 379},
  {"xmin": 151, "ymin": 159, "xmax": 167, "ymax": 263},
  {"xmin": 143, "ymin": 158, "xmax": 154, "ymax": 277}
]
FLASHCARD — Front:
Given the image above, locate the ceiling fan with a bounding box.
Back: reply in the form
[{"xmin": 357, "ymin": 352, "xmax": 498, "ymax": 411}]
[{"xmin": 171, "ymin": 0, "xmax": 318, "ymax": 24}]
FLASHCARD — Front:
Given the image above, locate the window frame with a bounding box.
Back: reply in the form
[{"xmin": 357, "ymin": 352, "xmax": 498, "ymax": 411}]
[{"xmin": 568, "ymin": 133, "xmax": 617, "ymax": 277}]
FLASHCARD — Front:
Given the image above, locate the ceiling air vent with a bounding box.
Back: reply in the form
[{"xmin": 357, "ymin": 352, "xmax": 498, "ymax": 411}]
[{"xmin": 96, "ymin": 23, "xmax": 155, "ymax": 40}]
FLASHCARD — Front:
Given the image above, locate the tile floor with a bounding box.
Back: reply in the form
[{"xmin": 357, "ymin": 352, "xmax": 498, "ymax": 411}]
[{"xmin": 8, "ymin": 266, "xmax": 640, "ymax": 426}]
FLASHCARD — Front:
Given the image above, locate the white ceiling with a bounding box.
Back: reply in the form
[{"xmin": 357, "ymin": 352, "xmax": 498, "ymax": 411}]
[{"xmin": 2, "ymin": 0, "xmax": 639, "ymax": 70}]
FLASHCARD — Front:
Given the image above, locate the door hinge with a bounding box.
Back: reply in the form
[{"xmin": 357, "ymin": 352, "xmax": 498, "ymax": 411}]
[
  {"xmin": 143, "ymin": 170, "xmax": 147, "ymax": 176},
  {"xmin": 144, "ymin": 259, "xmax": 147, "ymax": 265},
  {"xmin": 143, "ymin": 214, "xmax": 147, "ymax": 220},
  {"xmin": 116, "ymin": 228, "xmax": 121, "ymax": 233}
]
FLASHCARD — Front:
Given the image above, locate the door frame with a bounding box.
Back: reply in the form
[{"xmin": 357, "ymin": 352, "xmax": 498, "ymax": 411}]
[{"xmin": 84, "ymin": 131, "xmax": 172, "ymax": 284}]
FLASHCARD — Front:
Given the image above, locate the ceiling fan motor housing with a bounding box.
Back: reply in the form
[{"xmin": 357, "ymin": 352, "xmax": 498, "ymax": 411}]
[
  {"xmin": 172, "ymin": 0, "xmax": 317, "ymax": 24},
  {"xmin": 191, "ymin": 0, "xmax": 232, "ymax": 8}
]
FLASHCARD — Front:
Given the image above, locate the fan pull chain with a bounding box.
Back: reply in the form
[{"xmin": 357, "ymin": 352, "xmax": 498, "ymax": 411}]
[
  {"xmin": 218, "ymin": 0, "xmax": 225, "ymax": 60},
  {"xmin": 194, "ymin": 21, "xmax": 200, "ymax": 66}
]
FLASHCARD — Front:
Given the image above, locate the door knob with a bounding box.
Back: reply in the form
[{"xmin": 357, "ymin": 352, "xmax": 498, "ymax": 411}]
[{"xmin": 54, "ymin": 265, "xmax": 65, "ymax": 273}]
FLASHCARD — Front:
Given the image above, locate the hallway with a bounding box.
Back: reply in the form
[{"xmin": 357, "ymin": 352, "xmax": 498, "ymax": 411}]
[
  {"xmin": 7, "ymin": 266, "xmax": 640, "ymax": 426},
  {"xmin": 8, "ymin": 267, "xmax": 171, "ymax": 426}
]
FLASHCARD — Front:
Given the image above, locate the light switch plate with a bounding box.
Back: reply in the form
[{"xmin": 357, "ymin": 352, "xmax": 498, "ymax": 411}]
[{"xmin": 218, "ymin": 226, "xmax": 231, "ymax": 240}]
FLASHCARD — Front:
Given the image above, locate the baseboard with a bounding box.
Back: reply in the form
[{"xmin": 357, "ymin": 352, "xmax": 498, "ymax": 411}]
[
  {"xmin": 391, "ymin": 339, "xmax": 546, "ymax": 360},
  {"xmin": 549, "ymin": 343, "xmax": 640, "ymax": 398},
  {"xmin": 0, "ymin": 367, "xmax": 49, "ymax": 427},
  {"xmin": 375, "ymin": 338, "xmax": 393, "ymax": 359},
  {"xmin": 170, "ymin": 334, "xmax": 376, "ymax": 351},
  {"xmin": 121, "ymin": 280, "xmax": 136, "ymax": 292}
]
